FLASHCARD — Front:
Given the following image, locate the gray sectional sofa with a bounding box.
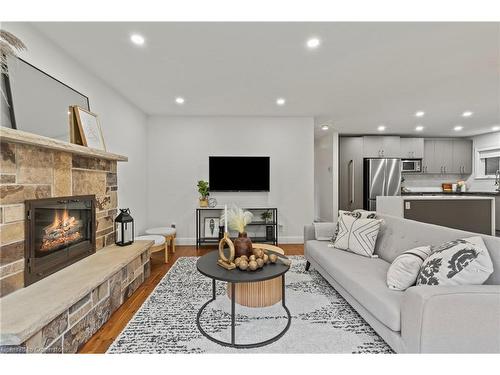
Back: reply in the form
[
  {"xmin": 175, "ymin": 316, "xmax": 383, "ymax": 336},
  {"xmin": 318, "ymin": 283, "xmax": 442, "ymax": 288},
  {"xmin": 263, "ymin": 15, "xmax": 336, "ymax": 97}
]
[{"xmin": 304, "ymin": 213, "xmax": 500, "ymax": 353}]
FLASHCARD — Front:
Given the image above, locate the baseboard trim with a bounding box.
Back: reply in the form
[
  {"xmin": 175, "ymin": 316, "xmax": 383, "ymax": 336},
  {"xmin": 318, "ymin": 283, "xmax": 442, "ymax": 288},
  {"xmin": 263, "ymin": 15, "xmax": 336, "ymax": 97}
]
[{"xmin": 175, "ymin": 236, "xmax": 303, "ymax": 246}]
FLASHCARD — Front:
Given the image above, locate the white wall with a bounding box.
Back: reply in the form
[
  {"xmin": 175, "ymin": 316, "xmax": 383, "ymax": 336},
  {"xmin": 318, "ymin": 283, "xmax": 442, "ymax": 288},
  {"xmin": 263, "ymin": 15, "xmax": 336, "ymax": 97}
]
[
  {"xmin": 314, "ymin": 133, "xmax": 334, "ymax": 221},
  {"xmin": 146, "ymin": 116, "xmax": 314, "ymax": 244},
  {"xmin": 467, "ymin": 131, "xmax": 500, "ymax": 192},
  {"xmin": 3, "ymin": 23, "xmax": 149, "ymax": 232}
]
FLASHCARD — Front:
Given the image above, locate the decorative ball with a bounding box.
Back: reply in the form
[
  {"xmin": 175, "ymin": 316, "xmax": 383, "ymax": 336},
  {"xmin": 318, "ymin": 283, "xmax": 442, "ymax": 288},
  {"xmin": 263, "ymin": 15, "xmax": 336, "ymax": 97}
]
[
  {"xmin": 234, "ymin": 257, "xmax": 241, "ymax": 266},
  {"xmin": 239, "ymin": 260, "xmax": 248, "ymax": 270},
  {"xmin": 263, "ymin": 254, "xmax": 269, "ymax": 264},
  {"xmin": 252, "ymin": 248, "xmax": 260, "ymax": 257},
  {"xmin": 249, "ymin": 255, "xmax": 256, "ymax": 262},
  {"xmin": 240, "ymin": 255, "xmax": 248, "ymax": 262},
  {"xmin": 256, "ymin": 258, "xmax": 264, "ymax": 268},
  {"xmin": 248, "ymin": 260, "xmax": 258, "ymax": 271},
  {"xmin": 269, "ymin": 254, "xmax": 278, "ymax": 263}
]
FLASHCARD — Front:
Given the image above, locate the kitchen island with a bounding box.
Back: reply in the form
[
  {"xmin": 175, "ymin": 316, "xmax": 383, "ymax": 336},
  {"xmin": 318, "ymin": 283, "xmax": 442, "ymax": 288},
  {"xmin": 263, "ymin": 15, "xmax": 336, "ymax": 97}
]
[{"xmin": 377, "ymin": 195, "xmax": 496, "ymax": 236}]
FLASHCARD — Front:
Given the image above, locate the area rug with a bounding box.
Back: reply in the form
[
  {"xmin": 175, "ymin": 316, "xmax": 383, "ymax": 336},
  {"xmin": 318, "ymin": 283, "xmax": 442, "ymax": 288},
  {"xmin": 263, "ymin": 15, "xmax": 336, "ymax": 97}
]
[{"xmin": 107, "ymin": 256, "xmax": 393, "ymax": 354}]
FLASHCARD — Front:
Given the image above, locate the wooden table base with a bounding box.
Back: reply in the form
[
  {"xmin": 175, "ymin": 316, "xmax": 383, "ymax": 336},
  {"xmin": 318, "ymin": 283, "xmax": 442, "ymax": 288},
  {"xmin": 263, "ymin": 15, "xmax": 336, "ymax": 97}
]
[{"xmin": 227, "ymin": 277, "xmax": 282, "ymax": 307}]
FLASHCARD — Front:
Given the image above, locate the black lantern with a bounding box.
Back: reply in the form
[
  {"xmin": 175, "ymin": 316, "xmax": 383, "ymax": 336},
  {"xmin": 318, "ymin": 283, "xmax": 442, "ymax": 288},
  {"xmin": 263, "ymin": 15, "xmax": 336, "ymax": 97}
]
[{"xmin": 115, "ymin": 208, "xmax": 134, "ymax": 246}]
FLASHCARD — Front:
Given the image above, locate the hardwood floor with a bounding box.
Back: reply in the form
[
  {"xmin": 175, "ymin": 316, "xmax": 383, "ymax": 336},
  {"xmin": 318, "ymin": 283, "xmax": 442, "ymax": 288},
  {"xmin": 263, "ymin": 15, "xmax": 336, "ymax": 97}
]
[{"xmin": 78, "ymin": 244, "xmax": 304, "ymax": 353}]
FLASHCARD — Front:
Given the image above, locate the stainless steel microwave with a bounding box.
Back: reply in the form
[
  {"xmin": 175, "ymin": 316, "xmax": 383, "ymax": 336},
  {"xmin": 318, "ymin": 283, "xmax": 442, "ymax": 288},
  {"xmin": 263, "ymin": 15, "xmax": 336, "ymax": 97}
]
[{"xmin": 401, "ymin": 159, "xmax": 422, "ymax": 173}]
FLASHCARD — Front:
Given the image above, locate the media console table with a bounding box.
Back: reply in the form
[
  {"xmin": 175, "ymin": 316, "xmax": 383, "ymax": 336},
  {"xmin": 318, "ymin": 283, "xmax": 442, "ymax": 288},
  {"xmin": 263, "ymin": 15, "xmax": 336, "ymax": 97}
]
[{"xmin": 195, "ymin": 207, "xmax": 278, "ymax": 249}]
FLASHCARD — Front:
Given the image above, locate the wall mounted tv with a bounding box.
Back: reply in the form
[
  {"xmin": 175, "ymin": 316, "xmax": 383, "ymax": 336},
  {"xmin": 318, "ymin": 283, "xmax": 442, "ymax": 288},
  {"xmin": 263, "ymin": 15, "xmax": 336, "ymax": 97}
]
[{"xmin": 209, "ymin": 156, "xmax": 270, "ymax": 192}]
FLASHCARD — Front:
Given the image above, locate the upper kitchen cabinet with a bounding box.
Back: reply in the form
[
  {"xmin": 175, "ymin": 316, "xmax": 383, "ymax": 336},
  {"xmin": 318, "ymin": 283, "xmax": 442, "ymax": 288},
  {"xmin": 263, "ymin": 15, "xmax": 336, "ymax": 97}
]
[
  {"xmin": 451, "ymin": 139, "xmax": 473, "ymax": 174},
  {"xmin": 400, "ymin": 138, "xmax": 424, "ymax": 159},
  {"xmin": 363, "ymin": 136, "xmax": 400, "ymax": 158}
]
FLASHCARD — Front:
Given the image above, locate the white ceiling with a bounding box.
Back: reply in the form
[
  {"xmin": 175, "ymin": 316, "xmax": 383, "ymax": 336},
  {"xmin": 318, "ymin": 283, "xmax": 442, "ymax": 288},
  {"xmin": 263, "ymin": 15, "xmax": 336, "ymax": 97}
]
[{"xmin": 30, "ymin": 22, "xmax": 500, "ymax": 137}]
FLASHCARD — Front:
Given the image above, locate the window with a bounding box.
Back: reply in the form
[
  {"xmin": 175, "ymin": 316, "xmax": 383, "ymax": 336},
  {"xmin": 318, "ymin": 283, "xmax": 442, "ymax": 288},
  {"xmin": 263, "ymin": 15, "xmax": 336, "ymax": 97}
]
[
  {"xmin": 485, "ymin": 157, "xmax": 500, "ymax": 176},
  {"xmin": 475, "ymin": 147, "xmax": 500, "ymax": 179}
]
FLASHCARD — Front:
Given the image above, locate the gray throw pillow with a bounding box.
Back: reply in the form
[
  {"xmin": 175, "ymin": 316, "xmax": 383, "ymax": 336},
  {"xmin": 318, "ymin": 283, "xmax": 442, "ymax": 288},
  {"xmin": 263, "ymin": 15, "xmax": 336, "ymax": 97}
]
[
  {"xmin": 387, "ymin": 246, "xmax": 432, "ymax": 290},
  {"xmin": 416, "ymin": 236, "xmax": 493, "ymax": 286}
]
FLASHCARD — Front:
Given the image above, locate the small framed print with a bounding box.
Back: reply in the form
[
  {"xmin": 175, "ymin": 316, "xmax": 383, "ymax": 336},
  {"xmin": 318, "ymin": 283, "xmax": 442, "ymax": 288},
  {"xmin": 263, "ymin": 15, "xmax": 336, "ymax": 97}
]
[
  {"xmin": 204, "ymin": 217, "xmax": 220, "ymax": 238},
  {"xmin": 72, "ymin": 106, "xmax": 106, "ymax": 151}
]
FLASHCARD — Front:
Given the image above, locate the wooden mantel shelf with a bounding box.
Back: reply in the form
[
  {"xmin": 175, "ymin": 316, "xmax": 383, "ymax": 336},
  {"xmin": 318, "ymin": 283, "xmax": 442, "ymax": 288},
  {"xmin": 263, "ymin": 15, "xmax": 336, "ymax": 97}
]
[{"xmin": 0, "ymin": 127, "xmax": 128, "ymax": 162}]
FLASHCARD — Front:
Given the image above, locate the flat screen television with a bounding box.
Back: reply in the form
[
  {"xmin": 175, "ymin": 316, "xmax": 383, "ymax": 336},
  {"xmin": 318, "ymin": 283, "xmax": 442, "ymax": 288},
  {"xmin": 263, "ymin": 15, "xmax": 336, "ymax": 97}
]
[{"xmin": 209, "ymin": 156, "xmax": 270, "ymax": 191}]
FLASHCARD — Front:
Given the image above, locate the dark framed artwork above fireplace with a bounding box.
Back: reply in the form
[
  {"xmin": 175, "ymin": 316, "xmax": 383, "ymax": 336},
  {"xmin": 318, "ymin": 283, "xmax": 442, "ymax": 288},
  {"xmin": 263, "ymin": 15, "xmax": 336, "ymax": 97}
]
[{"xmin": 24, "ymin": 195, "xmax": 96, "ymax": 286}]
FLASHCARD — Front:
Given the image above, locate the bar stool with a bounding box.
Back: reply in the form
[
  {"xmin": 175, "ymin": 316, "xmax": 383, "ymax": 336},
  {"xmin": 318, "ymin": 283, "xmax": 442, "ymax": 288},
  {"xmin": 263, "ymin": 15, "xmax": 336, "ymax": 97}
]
[
  {"xmin": 135, "ymin": 235, "xmax": 168, "ymax": 263},
  {"xmin": 145, "ymin": 227, "xmax": 176, "ymax": 255}
]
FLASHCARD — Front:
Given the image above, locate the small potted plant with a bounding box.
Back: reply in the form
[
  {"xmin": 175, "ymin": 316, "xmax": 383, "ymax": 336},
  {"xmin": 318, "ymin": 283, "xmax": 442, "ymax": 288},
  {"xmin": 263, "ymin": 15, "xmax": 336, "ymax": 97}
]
[
  {"xmin": 222, "ymin": 206, "xmax": 254, "ymax": 257},
  {"xmin": 197, "ymin": 180, "xmax": 210, "ymax": 207},
  {"xmin": 261, "ymin": 210, "xmax": 273, "ymax": 223}
]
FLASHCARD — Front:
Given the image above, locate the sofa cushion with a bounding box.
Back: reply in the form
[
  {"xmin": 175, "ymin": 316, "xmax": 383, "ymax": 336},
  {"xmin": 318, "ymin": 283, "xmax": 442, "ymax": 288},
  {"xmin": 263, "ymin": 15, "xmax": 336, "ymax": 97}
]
[
  {"xmin": 333, "ymin": 214, "xmax": 383, "ymax": 258},
  {"xmin": 306, "ymin": 240, "xmax": 403, "ymax": 331},
  {"xmin": 416, "ymin": 236, "xmax": 494, "ymax": 287},
  {"xmin": 387, "ymin": 246, "xmax": 432, "ymax": 290}
]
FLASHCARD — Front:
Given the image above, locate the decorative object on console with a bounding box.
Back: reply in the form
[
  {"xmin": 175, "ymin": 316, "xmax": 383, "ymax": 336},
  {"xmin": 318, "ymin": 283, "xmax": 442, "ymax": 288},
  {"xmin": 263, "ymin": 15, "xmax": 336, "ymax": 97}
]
[
  {"xmin": 72, "ymin": 106, "xmax": 106, "ymax": 151},
  {"xmin": 261, "ymin": 210, "xmax": 273, "ymax": 223},
  {"xmin": 197, "ymin": 180, "xmax": 210, "ymax": 207},
  {"xmin": 333, "ymin": 212, "xmax": 383, "ymax": 258},
  {"xmin": 386, "ymin": 246, "xmax": 432, "ymax": 290},
  {"xmin": 222, "ymin": 205, "xmax": 254, "ymax": 257},
  {"xmin": 204, "ymin": 217, "xmax": 220, "ymax": 238},
  {"xmin": 416, "ymin": 236, "xmax": 493, "ymax": 286},
  {"xmin": 115, "ymin": 208, "xmax": 135, "ymax": 246}
]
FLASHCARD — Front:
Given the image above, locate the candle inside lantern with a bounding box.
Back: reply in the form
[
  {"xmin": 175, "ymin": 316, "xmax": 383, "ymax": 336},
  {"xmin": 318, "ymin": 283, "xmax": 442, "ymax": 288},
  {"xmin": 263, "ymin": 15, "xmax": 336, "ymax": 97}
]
[{"xmin": 224, "ymin": 204, "xmax": 228, "ymax": 233}]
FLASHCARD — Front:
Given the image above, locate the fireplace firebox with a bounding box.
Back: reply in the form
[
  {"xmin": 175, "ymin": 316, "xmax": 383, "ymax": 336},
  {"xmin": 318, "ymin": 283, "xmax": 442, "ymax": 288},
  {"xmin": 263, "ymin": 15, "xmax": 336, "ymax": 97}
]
[{"xmin": 25, "ymin": 195, "xmax": 96, "ymax": 286}]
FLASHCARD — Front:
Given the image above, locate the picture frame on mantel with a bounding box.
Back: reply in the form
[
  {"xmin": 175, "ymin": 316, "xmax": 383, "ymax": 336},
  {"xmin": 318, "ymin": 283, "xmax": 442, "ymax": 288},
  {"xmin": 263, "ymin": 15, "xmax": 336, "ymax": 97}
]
[{"xmin": 71, "ymin": 105, "xmax": 106, "ymax": 151}]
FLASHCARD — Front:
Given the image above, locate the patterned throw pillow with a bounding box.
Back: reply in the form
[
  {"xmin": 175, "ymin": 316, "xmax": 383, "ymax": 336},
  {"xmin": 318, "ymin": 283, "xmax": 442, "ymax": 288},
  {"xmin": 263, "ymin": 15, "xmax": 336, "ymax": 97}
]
[
  {"xmin": 330, "ymin": 210, "xmax": 377, "ymax": 244},
  {"xmin": 332, "ymin": 214, "xmax": 383, "ymax": 257},
  {"xmin": 386, "ymin": 246, "xmax": 432, "ymax": 290},
  {"xmin": 416, "ymin": 236, "xmax": 494, "ymax": 286}
]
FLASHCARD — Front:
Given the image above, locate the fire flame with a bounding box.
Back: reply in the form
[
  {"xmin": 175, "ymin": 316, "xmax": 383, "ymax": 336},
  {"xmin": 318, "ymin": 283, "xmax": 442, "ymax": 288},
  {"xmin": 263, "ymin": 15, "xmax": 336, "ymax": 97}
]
[{"xmin": 40, "ymin": 209, "xmax": 83, "ymax": 252}]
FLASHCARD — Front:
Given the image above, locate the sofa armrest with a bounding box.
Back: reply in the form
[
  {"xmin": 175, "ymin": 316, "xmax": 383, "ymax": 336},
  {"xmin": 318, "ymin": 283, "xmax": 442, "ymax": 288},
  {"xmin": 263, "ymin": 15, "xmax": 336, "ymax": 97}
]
[
  {"xmin": 401, "ymin": 285, "xmax": 500, "ymax": 353},
  {"xmin": 304, "ymin": 225, "xmax": 316, "ymax": 242}
]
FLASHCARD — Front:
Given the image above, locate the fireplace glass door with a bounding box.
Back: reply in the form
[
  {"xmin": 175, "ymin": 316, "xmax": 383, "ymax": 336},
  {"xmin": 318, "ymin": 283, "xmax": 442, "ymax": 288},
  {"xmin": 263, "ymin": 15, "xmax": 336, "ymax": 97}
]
[{"xmin": 25, "ymin": 195, "xmax": 96, "ymax": 285}]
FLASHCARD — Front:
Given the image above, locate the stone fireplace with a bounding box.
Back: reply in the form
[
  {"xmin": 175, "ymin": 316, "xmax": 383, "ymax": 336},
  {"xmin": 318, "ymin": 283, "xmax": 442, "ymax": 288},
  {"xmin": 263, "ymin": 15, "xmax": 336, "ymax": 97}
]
[
  {"xmin": 25, "ymin": 195, "xmax": 96, "ymax": 286},
  {"xmin": 1, "ymin": 136, "xmax": 119, "ymax": 297}
]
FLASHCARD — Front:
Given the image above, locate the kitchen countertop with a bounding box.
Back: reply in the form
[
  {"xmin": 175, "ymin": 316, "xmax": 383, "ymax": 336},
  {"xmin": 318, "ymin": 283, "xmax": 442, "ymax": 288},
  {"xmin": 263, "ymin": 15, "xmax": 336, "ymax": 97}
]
[
  {"xmin": 399, "ymin": 195, "xmax": 495, "ymax": 200},
  {"xmin": 401, "ymin": 191, "xmax": 500, "ymax": 197}
]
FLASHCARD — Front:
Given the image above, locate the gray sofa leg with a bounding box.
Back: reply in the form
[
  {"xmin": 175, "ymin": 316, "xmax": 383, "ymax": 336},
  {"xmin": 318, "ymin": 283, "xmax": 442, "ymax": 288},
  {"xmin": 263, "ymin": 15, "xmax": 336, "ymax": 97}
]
[{"xmin": 305, "ymin": 261, "xmax": 311, "ymax": 271}]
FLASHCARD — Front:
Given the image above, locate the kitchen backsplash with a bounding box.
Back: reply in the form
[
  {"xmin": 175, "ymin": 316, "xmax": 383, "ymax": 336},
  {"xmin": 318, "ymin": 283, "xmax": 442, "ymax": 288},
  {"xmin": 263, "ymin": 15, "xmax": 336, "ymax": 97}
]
[
  {"xmin": 402, "ymin": 173, "xmax": 470, "ymax": 188},
  {"xmin": 403, "ymin": 173, "xmax": 497, "ymax": 192}
]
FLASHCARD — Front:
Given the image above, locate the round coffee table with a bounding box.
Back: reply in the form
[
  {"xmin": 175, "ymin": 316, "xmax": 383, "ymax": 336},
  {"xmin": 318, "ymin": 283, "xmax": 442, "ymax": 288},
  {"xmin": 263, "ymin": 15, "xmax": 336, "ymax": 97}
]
[{"xmin": 196, "ymin": 250, "xmax": 291, "ymax": 348}]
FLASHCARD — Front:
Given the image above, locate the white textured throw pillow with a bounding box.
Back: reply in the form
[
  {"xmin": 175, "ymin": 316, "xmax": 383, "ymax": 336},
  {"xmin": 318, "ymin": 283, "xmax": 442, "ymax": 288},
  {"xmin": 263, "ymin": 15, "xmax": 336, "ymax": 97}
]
[
  {"xmin": 387, "ymin": 246, "xmax": 432, "ymax": 290},
  {"xmin": 333, "ymin": 213, "xmax": 383, "ymax": 257},
  {"xmin": 416, "ymin": 236, "xmax": 493, "ymax": 286},
  {"xmin": 330, "ymin": 210, "xmax": 377, "ymax": 243}
]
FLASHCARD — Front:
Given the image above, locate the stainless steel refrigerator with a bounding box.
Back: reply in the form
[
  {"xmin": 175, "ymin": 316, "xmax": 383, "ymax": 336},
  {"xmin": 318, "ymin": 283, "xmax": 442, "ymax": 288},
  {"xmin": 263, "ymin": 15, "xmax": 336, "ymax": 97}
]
[{"xmin": 363, "ymin": 158, "xmax": 401, "ymax": 211}]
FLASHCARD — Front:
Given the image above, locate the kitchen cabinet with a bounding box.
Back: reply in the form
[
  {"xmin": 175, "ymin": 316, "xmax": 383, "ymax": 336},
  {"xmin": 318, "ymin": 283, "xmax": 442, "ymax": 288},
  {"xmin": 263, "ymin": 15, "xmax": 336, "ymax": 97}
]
[
  {"xmin": 363, "ymin": 136, "xmax": 400, "ymax": 158},
  {"xmin": 339, "ymin": 137, "xmax": 364, "ymax": 211},
  {"xmin": 423, "ymin": 139, "xmax": 453, "ymax": 174},
  {"xmin": 400, "ymin": 138, "xmax": 424, "ymax": 159},
  {"xmin": 451, "ymin": 139, "xmax": 472, "ymax": 174}
]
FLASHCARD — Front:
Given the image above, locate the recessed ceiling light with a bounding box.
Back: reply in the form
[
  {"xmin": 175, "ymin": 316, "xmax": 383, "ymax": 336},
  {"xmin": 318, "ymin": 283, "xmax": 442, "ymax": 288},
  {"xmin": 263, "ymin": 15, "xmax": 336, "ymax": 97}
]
[
  {"xmin": 415, "ymin": 125, "xmax": 424, "ymax": 132},
  {"xmin": 415, "ymin": 111, "xmax": 425, "ymax": 117},
  {"xmin": 492, "ymin": 126, "xmax": 500, "ymax": 131},
  {"xmin": 321, "ymin": 125, "xmax": 329, "ymax": 131},
  {"xmin": 377, "ymin": 125, "xmax": 386, "ymax": 132},
  {"xmin": 130, "ymin": 34, "xmax": 145, "ymax": 46},
  {"xmin": 306, "ymin": 37, "xmax": 321, "ymax": 49},
  {"xmin": 454, "ymin": 125, "xmax": 463, "ymax": 131},
  {"xmin": 175, "ymin": 97, "xmax": 185, "ymax": 105},
  {"xmin": 276, "ymin": 98, "xmax": 286, "ymax": 106},
  {"xmin": 462, "ymin": 111, "xmax": 473, "ymax": 117}
]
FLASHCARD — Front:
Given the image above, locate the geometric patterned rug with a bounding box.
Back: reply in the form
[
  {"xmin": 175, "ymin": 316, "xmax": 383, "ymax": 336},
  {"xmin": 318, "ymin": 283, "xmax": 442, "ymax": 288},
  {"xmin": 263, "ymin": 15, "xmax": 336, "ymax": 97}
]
[{"xmin": 107, "ymin": 256, "xmax": 393, "ymax": 354}]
